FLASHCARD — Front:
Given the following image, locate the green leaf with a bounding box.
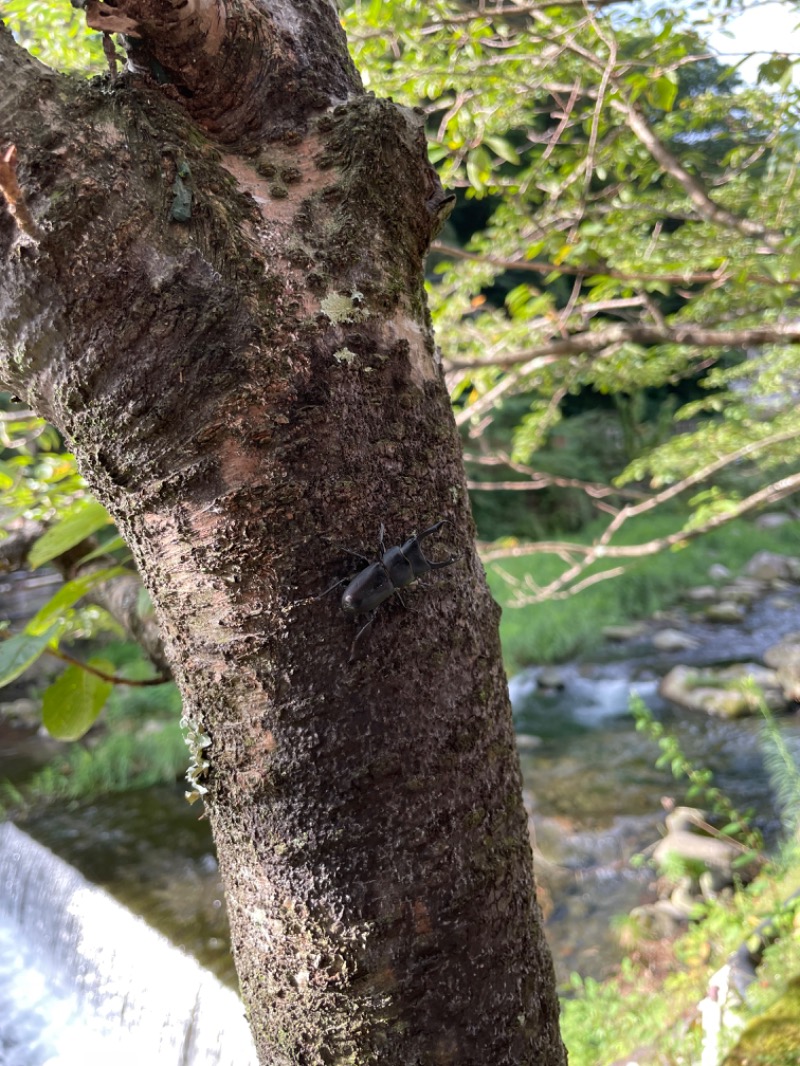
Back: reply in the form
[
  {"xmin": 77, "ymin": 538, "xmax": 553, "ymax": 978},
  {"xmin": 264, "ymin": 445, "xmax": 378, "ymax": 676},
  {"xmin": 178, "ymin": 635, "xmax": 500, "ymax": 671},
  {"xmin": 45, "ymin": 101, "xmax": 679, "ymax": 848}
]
[
  {"xmin": 77, "ymin": 535, "xmax": 129, "ymax": 565},
  {"xmin": 483, "ymin": 135, "xmax": 521, "ymax": 165},
  {"xmin": 41, "ymin": 660, "xmax": 114, "ymax": 740},
  {"xmin": 29, "ymin": 501, "xmax": 113, "ymax": 569},
  {"xmin": 0, "ymin": 626, "xmax": 59, "ymax": 688},
  {"xmin": 757, "ymin": 55, "xmax": 792, "ymax": 86},
  {"xmin": 466, "ymin": 146, "xmax": 492, "ymax": 193},
  {"xmin": 647, "ymin": 74, "xmax": 678, "ymax": 112},
  {"xmin": 26, "ymin": 566, "xmax": 129, "ymax": 636}
]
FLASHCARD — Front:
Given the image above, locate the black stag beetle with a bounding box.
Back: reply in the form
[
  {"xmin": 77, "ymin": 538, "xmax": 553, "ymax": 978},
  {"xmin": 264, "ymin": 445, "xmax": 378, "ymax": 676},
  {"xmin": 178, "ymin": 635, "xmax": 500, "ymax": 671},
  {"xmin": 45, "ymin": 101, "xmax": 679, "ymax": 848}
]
[{"xmin": 323, "ymin": 519, "xmax": 459, "ymax": 660}]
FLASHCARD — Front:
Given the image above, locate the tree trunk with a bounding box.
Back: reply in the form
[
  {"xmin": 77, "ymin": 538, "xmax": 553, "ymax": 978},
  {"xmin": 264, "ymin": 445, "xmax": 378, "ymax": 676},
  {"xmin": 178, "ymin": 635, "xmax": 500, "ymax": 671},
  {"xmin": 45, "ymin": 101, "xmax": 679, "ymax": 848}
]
[{"xmin": 0, "ymin": 6, "xmax": 566, "ymax": 1064}]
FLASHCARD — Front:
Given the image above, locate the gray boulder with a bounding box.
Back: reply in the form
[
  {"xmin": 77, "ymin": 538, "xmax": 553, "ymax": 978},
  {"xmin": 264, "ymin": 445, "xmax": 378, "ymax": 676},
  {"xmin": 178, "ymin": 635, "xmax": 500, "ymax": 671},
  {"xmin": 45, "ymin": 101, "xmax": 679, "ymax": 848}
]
[{"xmin": 659, "ymin": 663, "xmax": 787, "ymax": 717}]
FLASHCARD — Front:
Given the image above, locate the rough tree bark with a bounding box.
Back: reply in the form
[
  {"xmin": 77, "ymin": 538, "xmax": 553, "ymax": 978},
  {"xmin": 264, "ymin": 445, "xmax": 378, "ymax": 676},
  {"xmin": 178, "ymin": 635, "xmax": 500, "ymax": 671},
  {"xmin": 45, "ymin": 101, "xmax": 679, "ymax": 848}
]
[{"xmin": 0, "ymin": 3, "xmax": 566, "ymax": 1063}]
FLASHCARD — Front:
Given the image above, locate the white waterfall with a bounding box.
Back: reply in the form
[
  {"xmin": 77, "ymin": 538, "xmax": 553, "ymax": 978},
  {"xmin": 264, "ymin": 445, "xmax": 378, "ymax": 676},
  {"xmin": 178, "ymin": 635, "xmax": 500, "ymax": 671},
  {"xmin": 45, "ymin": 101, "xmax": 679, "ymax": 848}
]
[{"xmin": 0, "ymin": 822, "xmax": 257, "ymax": 1066}]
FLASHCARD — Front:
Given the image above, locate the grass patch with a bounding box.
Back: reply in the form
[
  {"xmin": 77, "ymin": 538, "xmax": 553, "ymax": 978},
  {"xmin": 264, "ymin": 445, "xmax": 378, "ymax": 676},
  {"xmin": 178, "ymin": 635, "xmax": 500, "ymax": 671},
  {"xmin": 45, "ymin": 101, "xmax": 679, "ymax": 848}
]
[
  {"xmin": 487, "ymin": 513, "xmax": 800, "ymax": 671},
  {"xmin": 2, "ymin": 719, "xmax": 188, "ymax": 811},
  {"xmin": 0, "ymin": 640, "xmax": 186, "ymax": 812}
]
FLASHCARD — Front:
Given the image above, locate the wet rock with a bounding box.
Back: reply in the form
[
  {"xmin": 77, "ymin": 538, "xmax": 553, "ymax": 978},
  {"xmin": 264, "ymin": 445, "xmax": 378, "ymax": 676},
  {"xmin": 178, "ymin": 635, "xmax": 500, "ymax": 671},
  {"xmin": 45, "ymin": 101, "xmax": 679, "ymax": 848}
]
[
  {"xmin": 602, "ymin": 622, "xmax": 649, "ymax": 642},
  {"xmin": 515, "ymin": 733, "xmax": 542, "ymax": 751},
  {"xmin": 763, "ymin": 636, "xmax": 800, "ymax": 702},
  {"xmin": 708, "ymin": 563, "xmax": 732, "ymax": 581},
  {"xmin": 717, "ymin": 578, "xmax": 766, "ymax": 604},
  {"xmin": 659, "ymin": 663, "xmax": 787, "ymax": 717},
  {"xmin": 652, "ymin": 628, "xmax": 699, "ymax": 652},
  {"xmin": 684, "ymin": 585, "xmax": 719, "ymax": 603},
  {"xmin": 699, "ymin": 868, "xmax": 733, "ymax": 900},
  {"xmin": 537, "ymin": 667, "xmax": 566, "ymax": 691},
  {"xmin": 629, "ymin": 900, "xmax": 689, "ymax": 938},
  {"xmin": 653, "ymin": 829, "xmax": 739, "ymax": 881},
  {"xmin": 670, "ymin": 876, "xmax": 702, "ymax": 918},
  {"xmin": 744, "ymin": 550, "xmax": 800, "ymax": 583},
  {"xmin": 665, "ymin": 806, "xmax": 706, "ymax": 834},
  {"xmin": 704, "ymin": 601, "xmax": 747, "ymax": 624},
  {"xmin": 768, "ymin": 596, "xmax": 794, "ymax": 611}
]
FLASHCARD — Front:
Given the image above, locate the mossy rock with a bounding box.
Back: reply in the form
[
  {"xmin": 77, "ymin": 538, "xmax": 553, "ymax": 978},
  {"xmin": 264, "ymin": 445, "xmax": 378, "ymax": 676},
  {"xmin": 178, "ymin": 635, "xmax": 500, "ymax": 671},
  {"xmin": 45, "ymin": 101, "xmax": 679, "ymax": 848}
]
[{"xmin": 723, "ymin": 976, "xmax": 800, "ymax": 1065}]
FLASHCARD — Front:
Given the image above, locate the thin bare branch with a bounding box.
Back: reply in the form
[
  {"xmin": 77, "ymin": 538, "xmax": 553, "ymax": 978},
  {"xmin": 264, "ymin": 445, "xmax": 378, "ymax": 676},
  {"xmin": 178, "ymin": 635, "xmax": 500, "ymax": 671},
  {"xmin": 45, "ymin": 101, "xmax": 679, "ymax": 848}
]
[
  {"xmin": 452, "ymin": 353, "xmax": 563, "ymax": 427},
  {"xmin": 482, "ymin": 471, "xmax": 800, "ymax": 604},
  {"xmin": 46, "ymin": 644, "xmax": 171, "ymax": 687},
  {"xmin": 466, "ymin": 452, "xmax": 649, "ymax": 499},
  {"xmin": 615, "ymin": 99, "xmax": 785, "ymax": 249},
  {"xmin": 431, "ymin": 242, "xmax": 736, "ymax": 287},
  {"xmin": 449, "ymin": 319, "xmax": 800, "ymax": 371}
]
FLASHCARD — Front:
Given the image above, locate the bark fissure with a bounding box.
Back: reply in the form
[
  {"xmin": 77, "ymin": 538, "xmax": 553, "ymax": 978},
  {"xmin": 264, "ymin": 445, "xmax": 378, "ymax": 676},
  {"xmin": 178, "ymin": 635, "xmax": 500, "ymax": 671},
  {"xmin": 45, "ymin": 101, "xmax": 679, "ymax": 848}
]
[{"xmin": 0, "ymin": 12, "xmax": 566, "ymax": 1065}]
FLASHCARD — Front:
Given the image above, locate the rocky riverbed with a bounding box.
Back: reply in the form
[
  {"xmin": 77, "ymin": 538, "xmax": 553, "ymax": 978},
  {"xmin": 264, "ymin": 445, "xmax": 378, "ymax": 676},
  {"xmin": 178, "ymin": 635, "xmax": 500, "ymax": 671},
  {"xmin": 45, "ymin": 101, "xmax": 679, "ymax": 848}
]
[{"xmin": 512, "ymin": 546, "xmax": 800, "ymax": 979}]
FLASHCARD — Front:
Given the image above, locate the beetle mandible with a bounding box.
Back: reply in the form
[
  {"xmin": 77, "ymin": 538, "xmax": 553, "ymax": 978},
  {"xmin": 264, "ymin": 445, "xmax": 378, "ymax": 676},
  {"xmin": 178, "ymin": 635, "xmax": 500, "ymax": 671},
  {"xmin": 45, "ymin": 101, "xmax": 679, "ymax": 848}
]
[{"xmin": 325, "ymin": 519, "xmax": 459, "ymax": 660}]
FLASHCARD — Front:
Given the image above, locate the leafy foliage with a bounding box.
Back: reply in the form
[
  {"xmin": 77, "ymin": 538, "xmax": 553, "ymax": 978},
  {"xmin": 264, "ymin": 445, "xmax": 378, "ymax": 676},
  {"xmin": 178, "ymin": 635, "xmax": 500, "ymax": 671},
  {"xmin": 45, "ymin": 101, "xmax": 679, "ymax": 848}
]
[
  {"xmin": 344, "ymin": 0, "xmax": 800, "ymax": 582},
  {"xmin": 0, "ymin": 405, "xmax": 139, "ymax": 737},
  {"xmin": 631, "ymin": 692, "xmax": 764, "ymax": 857},
  {"xmin": 41, "ymin": 659, "xmax": 114, "ymax": 740},
  {"xmin": 3, "ymin": 0, "xmax": 103, "ymax": 73}
]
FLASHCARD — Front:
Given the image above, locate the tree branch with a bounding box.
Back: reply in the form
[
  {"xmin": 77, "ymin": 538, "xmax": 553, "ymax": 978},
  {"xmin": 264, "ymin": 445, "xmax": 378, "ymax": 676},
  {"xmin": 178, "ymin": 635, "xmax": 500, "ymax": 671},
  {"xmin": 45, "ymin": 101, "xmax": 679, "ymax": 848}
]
[
  {"xmin": 465, "ymin": 453, "xmax": 648, "ymax": 506},
  {"xmin": 46, "ymin": 643, "xmax": 170, "ymax": 686},
  {"xmin": 82, "ymin": 0, "xmax": 360, "ymax": 142},
  {"xmin": 431, "ymin": 242, "xmax": 736, "ymax": 287},
  {"xmin": 482, "ymin": 462, "xmax": 800, "ymax": 605},
  {"xmin": 449, "ymin": 319, "xmax": 800, "ymax": 371},
  {"xmin": 615, "ymin": 100, "xmax": 784, "ymax": 249}
]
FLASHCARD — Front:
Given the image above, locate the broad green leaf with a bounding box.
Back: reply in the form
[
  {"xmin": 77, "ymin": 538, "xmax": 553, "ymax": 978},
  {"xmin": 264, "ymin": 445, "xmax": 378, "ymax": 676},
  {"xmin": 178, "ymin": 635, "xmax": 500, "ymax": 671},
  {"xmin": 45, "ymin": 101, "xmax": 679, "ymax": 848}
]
[
  {"xmin": 41, "ymin": 660, "xmax": 114, "ymax": 741},
  {"xmin": 483, "ymin": 135, "xmax": 521, "ymax": 165},
  {"xmin": 26, "ymin": 566, "xmax": 129, "ymax": 636},
  {"xmin": 465, "ymin": 146, "xmax": 492, "ymax": 193},
  {"xmin": 29, "ymin": 501, "xmax": 113, "ymax": 569},
  {"xmin": 77, "ymin": 535, "xmax": 129, "ymax": 564},
  {"xmin": 0, "ymin": 626, "xmax": 58, "ymax": 688},
  {"xmin": 757, "ymin": 55, "xmax": 791, "ymax": 86},
  {"xmin": 647, "ymin": 74, "xmax": 678, "ymax": 112}
]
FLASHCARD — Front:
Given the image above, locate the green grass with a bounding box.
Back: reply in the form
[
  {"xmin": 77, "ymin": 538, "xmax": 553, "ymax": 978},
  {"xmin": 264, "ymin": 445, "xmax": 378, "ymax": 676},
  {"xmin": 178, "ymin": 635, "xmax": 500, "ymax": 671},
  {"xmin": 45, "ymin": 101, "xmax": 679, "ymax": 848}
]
[
  {"xmin": 2, "ymin": 720, "xmax": 188, "ymax": 811},
  {"xmin": 488, "ymin": 512, "xmax": 800, "ymax": 671},
  {"xmin": 0, "ymin": 640, "xmax": 186, "ymax": 813}
]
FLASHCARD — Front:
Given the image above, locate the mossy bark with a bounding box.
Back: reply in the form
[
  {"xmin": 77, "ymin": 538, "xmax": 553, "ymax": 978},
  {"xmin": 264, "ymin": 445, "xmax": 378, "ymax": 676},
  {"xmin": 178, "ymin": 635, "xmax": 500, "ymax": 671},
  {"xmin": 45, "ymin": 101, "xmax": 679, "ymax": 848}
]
[{"xmin": 0, "ymin": 9, "xmax": 566, "ymax": 1065}]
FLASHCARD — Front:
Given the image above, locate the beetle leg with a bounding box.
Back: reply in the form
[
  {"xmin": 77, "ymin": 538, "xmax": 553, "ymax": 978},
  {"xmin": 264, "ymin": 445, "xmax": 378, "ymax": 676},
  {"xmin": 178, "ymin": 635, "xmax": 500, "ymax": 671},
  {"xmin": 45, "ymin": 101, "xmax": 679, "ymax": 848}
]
[
  {"xmin": 320, "ymin": 534, "xmax": 372, "ymax": 565},
  {"xmin": 348, "ymin": 612, "xmax": 375, "ymax": 663},
  {"xmin": 378, "ymin": 522, "xmax": 387, "ymax": 556},
  {"xmin": 337, "ymin": 545, "xmax": 372, "ymax": 565},
  {"xmin": 312, "ymin": 575, "xmax": 349, "ymax": 601}
]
